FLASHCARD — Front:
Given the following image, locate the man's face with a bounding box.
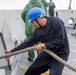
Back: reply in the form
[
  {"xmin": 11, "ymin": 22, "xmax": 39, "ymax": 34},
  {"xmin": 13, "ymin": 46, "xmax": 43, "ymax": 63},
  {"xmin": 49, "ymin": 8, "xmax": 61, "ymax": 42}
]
[{"xmin": 31, "ymin": 20, "xmax": 40, "ymax": 28}]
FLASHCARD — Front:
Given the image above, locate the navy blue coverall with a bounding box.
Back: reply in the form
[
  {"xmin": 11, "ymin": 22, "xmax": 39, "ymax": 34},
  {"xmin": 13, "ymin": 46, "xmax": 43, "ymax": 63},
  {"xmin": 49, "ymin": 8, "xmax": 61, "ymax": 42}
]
[{"xmin": 11, "ymin": 17, "xmax": 70, "ymax": 75}]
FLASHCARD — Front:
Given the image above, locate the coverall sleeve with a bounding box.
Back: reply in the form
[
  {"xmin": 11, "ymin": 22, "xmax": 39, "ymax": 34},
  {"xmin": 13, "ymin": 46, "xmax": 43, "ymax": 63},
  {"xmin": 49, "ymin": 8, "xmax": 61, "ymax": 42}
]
[
  {"xmin": 42, "ymin": 0, "xmax": 48, "ymax": 7},
  {"xmin": 36, "ymin": 2, "xmax": 45, "ymax": 11},
  {"xmin": 45, "ymin": 19, "xmax": 65, "ymax": 50}
]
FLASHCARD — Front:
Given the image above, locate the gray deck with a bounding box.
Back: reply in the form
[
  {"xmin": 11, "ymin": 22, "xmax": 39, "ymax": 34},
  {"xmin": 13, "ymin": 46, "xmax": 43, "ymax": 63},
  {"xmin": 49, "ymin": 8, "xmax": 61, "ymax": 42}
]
[{"xmin": 63, "ymin": 27, "xmax": 76, "ymax": 75}]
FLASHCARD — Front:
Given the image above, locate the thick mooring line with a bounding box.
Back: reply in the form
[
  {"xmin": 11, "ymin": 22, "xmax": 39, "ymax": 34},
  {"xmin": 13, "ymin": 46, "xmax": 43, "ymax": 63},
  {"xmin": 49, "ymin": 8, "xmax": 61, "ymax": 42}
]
[{"xmin": 0, "ymin": 46, "xmax": 76, "ymax": 72}]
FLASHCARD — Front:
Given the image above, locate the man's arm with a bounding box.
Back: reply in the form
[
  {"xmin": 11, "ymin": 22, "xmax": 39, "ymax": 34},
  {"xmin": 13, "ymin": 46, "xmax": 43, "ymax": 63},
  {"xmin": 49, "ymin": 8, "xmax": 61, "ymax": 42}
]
[{"xmin": 11, "ymin": 33, "xmax": 39, "ymax": 52}]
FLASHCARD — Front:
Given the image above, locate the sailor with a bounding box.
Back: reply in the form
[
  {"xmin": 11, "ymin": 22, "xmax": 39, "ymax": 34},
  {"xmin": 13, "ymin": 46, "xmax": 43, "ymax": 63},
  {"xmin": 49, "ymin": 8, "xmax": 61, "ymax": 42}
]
[
  {"xmin": 5, "ymin": 7, "xmax": 70, "ymax": 75},
  {"xmin": 49, "ymin": 0, "xmax": 56, "ymax": 17},
  {"xmin": 21, "ymin": 0, "xmax": 45, "ymax": 62}
]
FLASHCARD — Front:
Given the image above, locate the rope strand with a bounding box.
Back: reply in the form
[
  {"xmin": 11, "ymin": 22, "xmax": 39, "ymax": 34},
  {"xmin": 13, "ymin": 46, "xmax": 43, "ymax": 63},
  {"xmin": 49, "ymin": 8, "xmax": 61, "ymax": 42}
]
[{"xmin": 0, "ymin": 46, "xmax": 76, "ymax": 72}]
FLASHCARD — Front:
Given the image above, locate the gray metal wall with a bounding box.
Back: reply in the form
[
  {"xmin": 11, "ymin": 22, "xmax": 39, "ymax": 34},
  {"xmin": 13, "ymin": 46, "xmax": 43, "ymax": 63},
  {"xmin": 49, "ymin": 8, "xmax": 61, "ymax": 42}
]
[
  {"xmin": 0, "ymin": 10, "xmax": 25, "ymax": 67},
  {"xmin": 56, "ymin": 10, "xmax": 76, "ymax": 27}
]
